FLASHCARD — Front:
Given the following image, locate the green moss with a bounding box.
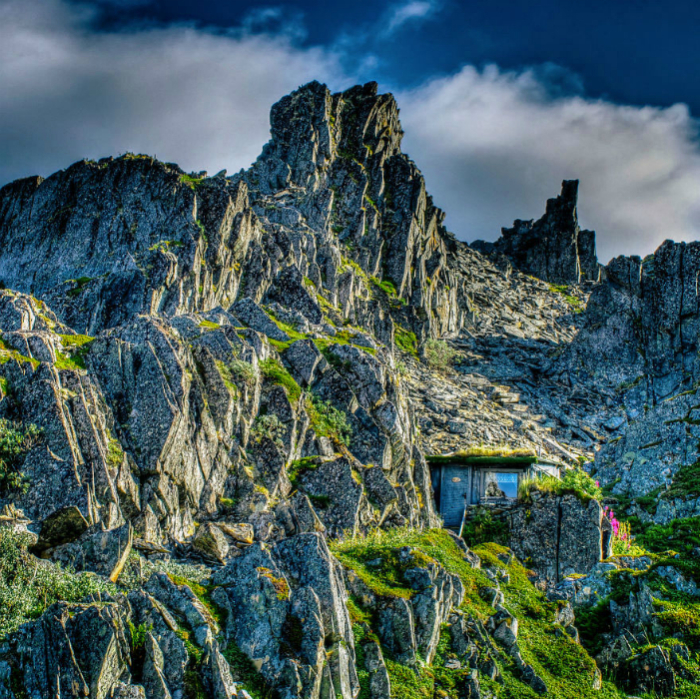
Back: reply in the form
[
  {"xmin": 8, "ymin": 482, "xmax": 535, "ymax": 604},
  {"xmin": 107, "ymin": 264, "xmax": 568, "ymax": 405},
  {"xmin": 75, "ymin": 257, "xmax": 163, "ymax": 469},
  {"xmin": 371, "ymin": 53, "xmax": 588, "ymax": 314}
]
[
  {"xmin": 198, "ymin": 320, "xmax": 220, "ymax": 331},
  {"xmin": 336, "ymin": 531, "xmax": 626, "ymax": 699},
  {"xmin": 548, "ymin": 283, "xmax": 585, "ymax": 313},
  {"xmin": 106, "ymin": 438, "xmax": 123, "ymax": 469},
  {"xmin": 287, "ymin": 456, "xmax": 322, "ymax": 487},
  {"xmin": 56, "ymin": 334, "xmax": 94, "ymax": 371},
  {"xmin": 167, "ymin": 575, "xmax": 226, "ymax": 627},
  {"xmin": 0, "ymin": 419, "xmax": 42, "ymax": 495},
  {"xmin": 66, "ymin": 276, "xmax": 93, "ymax": 297},
  {"xmin": 223, "ymin": 640, "xmax": 274, "ymax": 699},
  {"xmin": 256, "ymin": 567, "xmax": 290, "ymax": 600},
  {"xmin": 0, "ymin": 335, "xmax": 39, "ymax": 370},
  {"xmin": 259, "ymin": 358, "xmax": 301, "ymax": 406}
]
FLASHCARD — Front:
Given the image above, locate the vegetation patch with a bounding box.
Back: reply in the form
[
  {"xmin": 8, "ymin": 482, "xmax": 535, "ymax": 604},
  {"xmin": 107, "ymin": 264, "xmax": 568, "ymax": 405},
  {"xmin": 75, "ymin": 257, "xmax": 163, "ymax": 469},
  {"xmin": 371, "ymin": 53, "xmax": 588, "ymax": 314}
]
[
  {"xmin": 180, "ymin": 173, "xmax": 205, "ymax": 189},
  {"xmin": 461, "ymin": 506, "xmax": 510, "ymax": 547},
  {"xmin": 548, "ymin": 283, "xmax": 585, "ymax": 313},
  {"xmin": 394, "ymin": 326, "xmax": 418, "ymax": 357},
  {"xmin": 259, "ymin": 358, "xmax": 301, "ymax": 406},
  {"xmin": 0, "ymin": 529, "xmax": 114, "ymax": 638},
  {"xmin": 56, "ymin": 334, "xmax": 94, "ymax": 371},
  {"xmin": 256, "ymin": 567, "xmax": 290, "ymax": 600},
  {"xmin": 663, "ymin": 460, "xmax": 700, "ymax": 499},
  {"xmin": 223, "ymin": 640, "xmax": 274, "ymax": 699},
  {"xmin": 423, "ymin": 338, "xmax": 457, "ymax": 371},
  {"xmin": 518, "ymin": 467, "xmax": 602, "ymax": 504},
  {"xmin": 0, "ymin": 335, "xmax": 39, "ymax": 369},
  {"xmin": 306, "ymin": 393, "xmax": 352, "ymax": 446},
  {"xmin": 0, "ymin": 418, "xmax": 42, "ymax": 495}
]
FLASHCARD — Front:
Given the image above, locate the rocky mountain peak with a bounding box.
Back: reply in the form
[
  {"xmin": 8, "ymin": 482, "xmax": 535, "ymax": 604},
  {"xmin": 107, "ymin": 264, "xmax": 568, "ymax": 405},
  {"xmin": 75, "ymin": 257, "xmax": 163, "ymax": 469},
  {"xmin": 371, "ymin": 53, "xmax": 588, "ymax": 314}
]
[
  {"xmin": 473, "ymin": 179, "xmax": 599, "ymax": 284},
  {"xmin": 0, "ymin": 80, "xmax": 697, "ymax": 699}
]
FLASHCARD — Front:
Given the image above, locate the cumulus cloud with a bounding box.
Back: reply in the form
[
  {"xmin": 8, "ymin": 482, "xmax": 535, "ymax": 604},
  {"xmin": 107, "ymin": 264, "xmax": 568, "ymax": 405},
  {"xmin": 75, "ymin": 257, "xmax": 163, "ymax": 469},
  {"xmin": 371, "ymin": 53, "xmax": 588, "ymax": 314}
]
[
  {"xmin": 397, "ymin": 65, "xmax": 700, "ymax": 262},
  {"xmin": 0, "ymin": 0, "xmax": 348, "ymax": 186}
]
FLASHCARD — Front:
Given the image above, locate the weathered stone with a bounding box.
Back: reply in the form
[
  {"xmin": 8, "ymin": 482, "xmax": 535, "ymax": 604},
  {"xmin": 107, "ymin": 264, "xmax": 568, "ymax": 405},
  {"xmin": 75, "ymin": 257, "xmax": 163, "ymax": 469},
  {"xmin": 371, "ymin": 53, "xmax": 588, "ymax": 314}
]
[
  {"xmin": 193, "ymin": 523, "xmax": 230, "ymax": 563},
  {"xmin": 33, "ymin": 506, "xmax": 89, "ymax": 552}
]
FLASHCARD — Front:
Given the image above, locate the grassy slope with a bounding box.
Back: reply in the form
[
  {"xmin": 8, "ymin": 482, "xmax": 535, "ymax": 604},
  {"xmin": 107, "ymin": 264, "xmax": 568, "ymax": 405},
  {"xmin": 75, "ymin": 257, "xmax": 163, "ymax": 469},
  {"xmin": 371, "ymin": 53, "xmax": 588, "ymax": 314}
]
[{"xmin": 331, "ymin": 529, "xmax": 625, "ymax": 699}]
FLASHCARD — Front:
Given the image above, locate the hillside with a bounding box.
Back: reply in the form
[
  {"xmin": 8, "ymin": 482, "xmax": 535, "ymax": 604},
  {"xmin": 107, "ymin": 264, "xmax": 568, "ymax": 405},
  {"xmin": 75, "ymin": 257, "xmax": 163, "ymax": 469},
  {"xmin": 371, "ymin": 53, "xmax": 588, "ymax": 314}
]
[{"xmin": 0, "ymin": 80, "xmax": 696, "ymax": 698}]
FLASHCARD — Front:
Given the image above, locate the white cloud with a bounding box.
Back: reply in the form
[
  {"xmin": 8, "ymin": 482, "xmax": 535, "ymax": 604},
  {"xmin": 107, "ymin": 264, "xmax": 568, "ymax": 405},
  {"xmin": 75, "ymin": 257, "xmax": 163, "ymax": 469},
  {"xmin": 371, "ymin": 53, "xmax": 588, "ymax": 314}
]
[
  {"xmin": 0, "ymin": 0, "xmax": 349, "ymax": 186},
  {"xmin": 397, "ymin": 65, "xmax": 700, "ymax": 262},
  {"xmin": 384, "ymin": 1, "xmax": 439, "ymax": 36},
  {"xmin": 1, "ymin": 2, "xmax": 699, "ymax": 263}
]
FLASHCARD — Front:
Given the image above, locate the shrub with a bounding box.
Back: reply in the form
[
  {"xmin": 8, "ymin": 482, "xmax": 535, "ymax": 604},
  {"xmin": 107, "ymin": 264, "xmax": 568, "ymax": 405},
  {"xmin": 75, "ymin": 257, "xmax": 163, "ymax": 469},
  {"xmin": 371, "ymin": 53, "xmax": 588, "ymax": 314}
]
[
  {"xmin": 424, "ymin": 338, "xmax": 457, "ymax": 371},
  {"xmin": 251, "ymin": 414, "xmax": 286, "ymax": 447},
  {"xmin": 0, "ymin": 418, "xmax": 42, "ymax": 494},
  {"xmin": 0, "ymin": 529, "xmax": 114, "ymax": 638},
  {"xmin": 228, "ymin": 359, "xmax": 258, "ymax": 388},
  {"xmin": 306, "ymin": 394, "xmax": 352, "ymax": 446}
]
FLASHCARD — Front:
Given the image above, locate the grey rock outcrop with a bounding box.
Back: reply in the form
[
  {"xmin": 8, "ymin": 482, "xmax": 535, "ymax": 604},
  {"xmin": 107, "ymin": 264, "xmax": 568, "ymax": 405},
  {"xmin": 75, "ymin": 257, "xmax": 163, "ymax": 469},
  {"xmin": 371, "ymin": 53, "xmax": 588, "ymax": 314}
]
[{"xmin": 473, "ymin": 180, "xmax": 599, "ymax": 284}]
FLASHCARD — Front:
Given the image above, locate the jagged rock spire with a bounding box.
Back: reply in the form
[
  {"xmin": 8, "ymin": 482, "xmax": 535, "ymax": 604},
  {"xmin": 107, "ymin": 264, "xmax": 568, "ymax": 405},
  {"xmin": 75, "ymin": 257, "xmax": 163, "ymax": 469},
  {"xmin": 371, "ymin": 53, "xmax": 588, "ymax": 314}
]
[{"xmin": 473, "ymin": 180, "xmax": 599, "ymax": 284}]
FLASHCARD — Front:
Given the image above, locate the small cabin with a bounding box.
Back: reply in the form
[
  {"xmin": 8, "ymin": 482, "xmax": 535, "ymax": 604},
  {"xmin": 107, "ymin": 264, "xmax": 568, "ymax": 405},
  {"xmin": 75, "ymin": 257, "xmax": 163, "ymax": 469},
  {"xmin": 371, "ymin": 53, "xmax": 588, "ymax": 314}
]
[{"xmin": 428, "ymin": 450, "xmax": 561, "ymax": 527}]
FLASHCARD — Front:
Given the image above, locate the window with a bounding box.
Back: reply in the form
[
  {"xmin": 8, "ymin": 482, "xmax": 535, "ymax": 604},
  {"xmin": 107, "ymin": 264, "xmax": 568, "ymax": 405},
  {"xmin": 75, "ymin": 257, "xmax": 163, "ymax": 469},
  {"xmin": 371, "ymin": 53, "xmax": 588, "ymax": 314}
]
[{"xmin": 484, "ymin": 472, "xmax": 519, "ymax": 499}]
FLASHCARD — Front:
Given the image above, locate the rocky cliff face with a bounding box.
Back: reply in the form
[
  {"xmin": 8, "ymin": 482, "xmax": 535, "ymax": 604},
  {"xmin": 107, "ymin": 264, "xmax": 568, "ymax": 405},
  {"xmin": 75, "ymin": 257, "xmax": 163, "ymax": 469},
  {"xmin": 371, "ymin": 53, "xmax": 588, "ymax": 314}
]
[{"xmin": 0, "ymin": 80, "xmax": 696, "ymax": 698}]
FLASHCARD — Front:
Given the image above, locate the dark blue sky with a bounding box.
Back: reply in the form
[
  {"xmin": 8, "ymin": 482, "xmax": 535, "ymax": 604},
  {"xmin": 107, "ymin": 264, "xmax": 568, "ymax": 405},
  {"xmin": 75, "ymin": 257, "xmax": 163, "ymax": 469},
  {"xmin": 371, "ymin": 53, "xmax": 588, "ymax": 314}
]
[{"xmin": 87, "ymin": 0, "xmax": 700, "ymax": 114}]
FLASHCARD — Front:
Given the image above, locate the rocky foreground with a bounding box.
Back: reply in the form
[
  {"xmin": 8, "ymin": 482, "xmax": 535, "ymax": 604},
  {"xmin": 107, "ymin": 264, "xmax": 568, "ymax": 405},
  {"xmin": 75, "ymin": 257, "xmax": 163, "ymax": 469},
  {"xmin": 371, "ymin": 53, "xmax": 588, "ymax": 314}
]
[{"xmin": 0, "ymin": 80, "xmax": 697, "ymax": 698}]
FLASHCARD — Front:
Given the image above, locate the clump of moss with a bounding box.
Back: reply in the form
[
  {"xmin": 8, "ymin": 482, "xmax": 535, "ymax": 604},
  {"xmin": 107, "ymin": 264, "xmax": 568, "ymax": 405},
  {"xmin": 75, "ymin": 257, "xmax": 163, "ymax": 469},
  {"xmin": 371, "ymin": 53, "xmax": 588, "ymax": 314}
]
[
  {"xmin": 56, "ymin": 334, "xmax": 94, "ymax": 371},
  {"xmin": 256, "ymin": 567, "xmax": 290, "ymax": 600},
  {"xmin": 223, "ymin": 640, "xmax": 274, "ymax": 699},
  {"xmin": 0, "ymin": 418, "xmax": 42, "ymax": 494},
  {"xmin": 663, "ymin": 460, "xmax": 700, "ymax": 500}
]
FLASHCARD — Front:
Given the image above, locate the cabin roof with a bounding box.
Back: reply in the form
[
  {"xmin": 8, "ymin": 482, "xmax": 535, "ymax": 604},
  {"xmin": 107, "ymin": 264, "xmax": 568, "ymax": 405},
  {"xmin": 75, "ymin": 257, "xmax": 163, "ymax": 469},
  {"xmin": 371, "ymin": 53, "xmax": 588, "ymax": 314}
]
[{"xmin": 427, "ymin": 447, "xmax": 538, "ymax": 468}]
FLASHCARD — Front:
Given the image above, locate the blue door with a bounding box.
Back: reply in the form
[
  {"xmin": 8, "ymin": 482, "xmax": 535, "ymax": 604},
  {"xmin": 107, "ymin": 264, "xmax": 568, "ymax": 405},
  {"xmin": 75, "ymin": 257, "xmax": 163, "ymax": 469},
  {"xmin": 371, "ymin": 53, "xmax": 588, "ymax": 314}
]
[{"xmin": 439, "ymin": 466, "xmax": 471, "ymax": 527}]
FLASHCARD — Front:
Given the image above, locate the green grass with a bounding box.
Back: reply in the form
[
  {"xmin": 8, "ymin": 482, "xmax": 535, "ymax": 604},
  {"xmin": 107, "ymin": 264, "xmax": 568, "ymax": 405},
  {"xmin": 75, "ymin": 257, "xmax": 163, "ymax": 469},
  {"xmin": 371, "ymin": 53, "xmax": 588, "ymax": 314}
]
[
  {"xmin": 427, "ymin": 446, "xmax": 537, "ymax": 466},
  {"xmin": 394, "ymin": 326, "xmax": 418, "ymax": 357},
  {"xmin": 0, "ymin": 529, "xmax": 114, "ymax": 638},
  {"xmin": 180, "ymin": 173, "xmax": 205, "ymax": 189},
  {"xmin": 518, "ymin": 467, "xmax": 602, "ymax": 504}
]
